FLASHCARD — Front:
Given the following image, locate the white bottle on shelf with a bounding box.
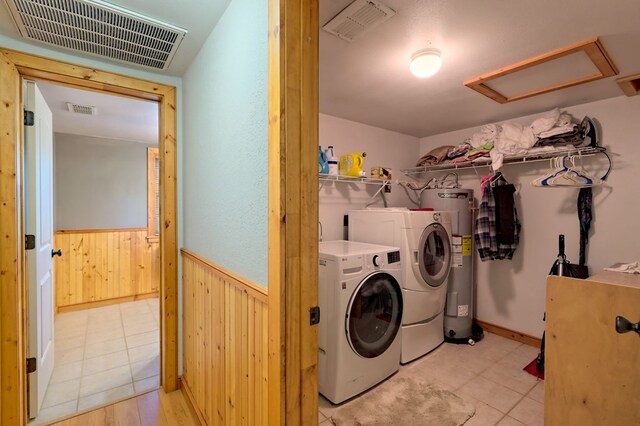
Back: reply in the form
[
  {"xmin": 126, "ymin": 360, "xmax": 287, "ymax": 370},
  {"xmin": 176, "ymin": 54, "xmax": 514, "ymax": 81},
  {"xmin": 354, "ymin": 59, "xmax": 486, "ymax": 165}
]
[{"xmin": 326, "ymin": 146, "xmax": 338, "ymax": 175}]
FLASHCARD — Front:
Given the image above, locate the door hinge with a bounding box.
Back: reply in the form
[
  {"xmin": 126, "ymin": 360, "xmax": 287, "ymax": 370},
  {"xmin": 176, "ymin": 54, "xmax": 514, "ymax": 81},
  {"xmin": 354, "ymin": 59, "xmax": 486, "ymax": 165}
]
[
  {"xmin": 25, "ymin": 234, "xmax": 35, "ymax": 250},
  {"xmin": 310, "ymin": 306, "xmax": 320, "ymax": 326},
  {"xmin": 24, "ymin": 110, "xmax": 34, "ymax": 126},
  {"xmin": 26, "ymin": 357, "xmax": 36, "ymax": 374}
]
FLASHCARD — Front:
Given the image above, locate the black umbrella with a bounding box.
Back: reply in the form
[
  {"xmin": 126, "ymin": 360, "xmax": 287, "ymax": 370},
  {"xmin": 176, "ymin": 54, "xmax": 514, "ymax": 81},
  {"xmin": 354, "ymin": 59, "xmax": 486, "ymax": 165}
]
[
  {"xmin": 526, "ymin": 235, "xmax": 589, "ymax": 378},
  {"xmin": 548, "ymin": 235, "xmax": 589, "ymax": 279}
]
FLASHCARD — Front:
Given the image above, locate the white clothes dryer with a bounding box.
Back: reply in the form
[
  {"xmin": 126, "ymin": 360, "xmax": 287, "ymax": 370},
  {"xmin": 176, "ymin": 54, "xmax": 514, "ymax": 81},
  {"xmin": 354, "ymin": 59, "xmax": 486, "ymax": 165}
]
[
  {"xmin": 318, "ymin": 240, "xmax": 403, "ymax": 404},
  {"xmin": 348, "ymin": 208, "xmax": 453, "ymax": 363}
]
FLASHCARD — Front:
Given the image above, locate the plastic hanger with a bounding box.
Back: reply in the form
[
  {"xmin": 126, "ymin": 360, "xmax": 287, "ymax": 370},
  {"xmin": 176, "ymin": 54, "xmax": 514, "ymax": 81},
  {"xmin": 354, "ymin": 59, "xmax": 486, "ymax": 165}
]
[{"xmin": 532, "ymin": 155, "xmax": 599, "ymax": 188}]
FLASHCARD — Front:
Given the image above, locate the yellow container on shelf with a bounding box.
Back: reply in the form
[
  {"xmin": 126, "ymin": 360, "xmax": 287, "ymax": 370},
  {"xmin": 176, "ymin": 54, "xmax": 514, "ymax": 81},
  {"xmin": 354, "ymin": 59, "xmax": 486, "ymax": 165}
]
[{"xmin": 339, "ymin": 152, "xmax": 367, "ymax": 177}]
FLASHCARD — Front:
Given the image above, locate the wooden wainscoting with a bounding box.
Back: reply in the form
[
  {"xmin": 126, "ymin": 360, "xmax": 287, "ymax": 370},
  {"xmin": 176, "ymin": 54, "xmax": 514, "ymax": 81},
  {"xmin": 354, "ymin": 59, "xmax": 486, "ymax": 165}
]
[
  {"xmin": 181, "ymin": 249, "xmax": 269, "ymax": 425},
  {"xmin": 54, "ymin": 228, "xmax": 160, "ymax": 311}
]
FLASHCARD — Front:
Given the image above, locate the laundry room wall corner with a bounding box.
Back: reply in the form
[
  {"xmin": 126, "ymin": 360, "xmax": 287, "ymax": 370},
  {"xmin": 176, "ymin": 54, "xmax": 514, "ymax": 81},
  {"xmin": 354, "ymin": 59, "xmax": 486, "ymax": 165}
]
[{"xmin": 319, "ymin": 114, "xmax": 421, "ymax": 240}]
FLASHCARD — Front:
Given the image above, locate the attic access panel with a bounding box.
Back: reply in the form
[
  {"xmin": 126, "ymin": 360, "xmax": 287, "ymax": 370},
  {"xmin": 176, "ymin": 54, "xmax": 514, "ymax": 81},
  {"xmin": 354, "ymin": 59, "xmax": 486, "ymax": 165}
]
[
  {"xmin": 3, "ymin": 0, "xmax": 187, "ymax": 70},
  {"xmin": 464, "ymin": 37, "xmax": 618, "ymax": 104},
  {"xmin": 617, "ymin": 73, "xmax": 640, "ymax": 97}
]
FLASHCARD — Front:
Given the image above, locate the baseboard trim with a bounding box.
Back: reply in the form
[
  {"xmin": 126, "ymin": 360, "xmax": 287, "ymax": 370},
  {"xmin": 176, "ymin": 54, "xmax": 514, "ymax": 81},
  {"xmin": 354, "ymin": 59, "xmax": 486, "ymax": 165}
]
[
  {"xmin": 180, "ymin": 377, "xmax": 206, "ymax": 426},
  {"xmin": 56, "ymin": 292, "xmax": 159, "ymax": 313},
  {"xmin": 474, "ymin": 319, "xmax": 541, "ymax": 348}
]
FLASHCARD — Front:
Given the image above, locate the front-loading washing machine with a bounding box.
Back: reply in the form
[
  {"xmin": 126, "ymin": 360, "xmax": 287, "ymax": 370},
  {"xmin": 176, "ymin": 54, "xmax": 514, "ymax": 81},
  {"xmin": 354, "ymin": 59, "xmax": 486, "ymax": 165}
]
[
  {"xmin": 348, "ymin": 208, "xmax": 453, "ymax": 363},
  {"xmin": 318, "ymin": 240, "xmax": 403, "ymax": 404}
]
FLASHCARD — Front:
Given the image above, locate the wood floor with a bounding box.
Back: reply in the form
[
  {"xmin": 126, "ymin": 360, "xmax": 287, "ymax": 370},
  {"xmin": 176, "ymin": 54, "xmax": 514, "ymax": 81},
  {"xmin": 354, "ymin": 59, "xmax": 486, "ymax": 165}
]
[{"xmin": 47, "ymin": 389, "xmax": 198, "ymax": 425}]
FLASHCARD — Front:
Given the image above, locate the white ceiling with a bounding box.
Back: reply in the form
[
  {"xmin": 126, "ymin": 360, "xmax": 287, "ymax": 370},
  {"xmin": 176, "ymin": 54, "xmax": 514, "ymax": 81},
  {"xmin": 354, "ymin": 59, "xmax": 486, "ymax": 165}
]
[
  {"xmin": 37, "ymin": 81, "xmax": 159, "ymax": 144},
  {"xmin": 2, "ymin": 0, "xmax": 639, "ymax": 139},
  {"xmin": 0, "ymin": 0, "xmax": 231, "ymax": 75},
  {"xmin": 320, "ymin": 0, "xmax": 640, "ymax": 137}
]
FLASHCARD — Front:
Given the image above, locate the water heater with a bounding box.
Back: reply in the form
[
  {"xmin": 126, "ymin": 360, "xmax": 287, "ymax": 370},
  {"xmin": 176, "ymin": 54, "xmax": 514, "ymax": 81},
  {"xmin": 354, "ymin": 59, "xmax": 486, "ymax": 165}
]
[{"xmin": 421, "ymin": 188, "xmax": 475, "ymax": 342}]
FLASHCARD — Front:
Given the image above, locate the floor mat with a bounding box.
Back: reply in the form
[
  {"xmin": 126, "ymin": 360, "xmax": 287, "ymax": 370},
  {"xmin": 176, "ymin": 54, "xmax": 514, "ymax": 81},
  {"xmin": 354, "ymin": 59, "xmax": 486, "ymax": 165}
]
[{"xmin": 328, "ymin": 375, "xmax": 475, "ymax": 426}]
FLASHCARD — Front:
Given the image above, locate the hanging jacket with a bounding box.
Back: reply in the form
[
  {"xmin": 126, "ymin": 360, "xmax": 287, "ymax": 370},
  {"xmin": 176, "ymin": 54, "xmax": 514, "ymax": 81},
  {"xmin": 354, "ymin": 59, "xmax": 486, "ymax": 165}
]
[{"xmin": 475, "ymin": 181, "xmax": 521, "ymax": 261}]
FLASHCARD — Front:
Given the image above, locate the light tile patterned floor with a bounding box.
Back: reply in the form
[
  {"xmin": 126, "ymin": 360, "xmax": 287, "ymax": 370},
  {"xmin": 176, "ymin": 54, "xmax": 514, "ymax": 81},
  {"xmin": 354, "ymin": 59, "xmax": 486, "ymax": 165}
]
[
  {"xmin": 31, "ymin": 298, "xmax": 160, "ymax": 425},
  {"xmin": 319, "ymin": 332, "xmax": 544, "ymax": 426}
]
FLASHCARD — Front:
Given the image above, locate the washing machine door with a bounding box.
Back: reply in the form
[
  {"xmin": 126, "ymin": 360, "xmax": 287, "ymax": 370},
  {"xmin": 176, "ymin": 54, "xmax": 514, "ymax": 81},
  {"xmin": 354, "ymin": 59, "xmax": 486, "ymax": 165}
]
[
  {"xmin": 418, "ymin": 223, "xmax": 451, "ymax": 288},
  {"xmin": 346, "ymin": 272, "xmax": 403, "ymax": 358}
]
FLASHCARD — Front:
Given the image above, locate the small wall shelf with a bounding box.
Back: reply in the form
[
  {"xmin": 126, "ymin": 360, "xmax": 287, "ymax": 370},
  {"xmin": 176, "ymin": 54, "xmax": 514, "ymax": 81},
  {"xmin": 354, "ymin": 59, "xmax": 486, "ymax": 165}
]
[
  {"xmin": 319, "ymin": 173, "xmax": 391, "ymax": 187},
  {"xmin": 319, "ymin": 174, "xmax": 392, "ymax": 206},
  {"xmin": 401, "ymin": 146, "xmax": 607, "ymax": 179}
]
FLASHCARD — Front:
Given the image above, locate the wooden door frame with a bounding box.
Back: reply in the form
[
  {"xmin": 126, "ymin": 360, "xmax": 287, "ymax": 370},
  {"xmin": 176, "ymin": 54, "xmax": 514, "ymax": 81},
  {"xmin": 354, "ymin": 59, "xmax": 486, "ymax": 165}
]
[
  {"xmin": 0, "ymin": 48, "xmax": 178, "ymax": 424},
  {"xmin": 268, "ymin": 0, "xmax": 320, "ymax": 424}
]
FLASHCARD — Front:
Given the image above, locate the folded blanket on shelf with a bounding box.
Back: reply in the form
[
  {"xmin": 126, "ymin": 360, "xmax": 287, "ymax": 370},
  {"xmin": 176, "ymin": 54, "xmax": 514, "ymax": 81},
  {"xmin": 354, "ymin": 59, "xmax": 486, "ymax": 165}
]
[
  {"xmin": 531, "ymin": 108, "xmax": 561, "ymax": 136},
  {"xmin": 535, "ymin": 126, "xmax": 584, "ymax": 147},
  {"xmin": 470, "ymin": 124, "xmax": 500, "ymax": 148},
  {"xmin": 538, "ymin": 124, "xmax": 576, "ymax": 139},
  {"xmin": 416, "ymin": 145, "xmax": 454, "ymax": 166},
  {"xmin": 497, "ymin": 123, "xmax": 537, "ymax": 154}
]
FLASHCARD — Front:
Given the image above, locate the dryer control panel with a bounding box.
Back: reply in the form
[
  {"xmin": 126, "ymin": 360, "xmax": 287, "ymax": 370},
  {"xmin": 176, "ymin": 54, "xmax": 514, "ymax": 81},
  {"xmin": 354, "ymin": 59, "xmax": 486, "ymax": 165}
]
[{"xmin": 387, "ymin": 251, "xmax": 400, "ymax": 264}]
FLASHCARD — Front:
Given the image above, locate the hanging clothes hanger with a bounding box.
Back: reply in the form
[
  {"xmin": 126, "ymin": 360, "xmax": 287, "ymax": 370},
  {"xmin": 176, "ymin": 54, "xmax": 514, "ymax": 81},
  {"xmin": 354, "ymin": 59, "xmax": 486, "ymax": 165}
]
[
  {"xmin": 532, "ymin": 155, "xmax": 599, "ymax": 188},
  {"xmin": 489, "ymin": 170, "xmax": 508, "ymax": 187},
  {"xmin": 530, "ymin": 158, "xmax": 557, "ymax": 187}
]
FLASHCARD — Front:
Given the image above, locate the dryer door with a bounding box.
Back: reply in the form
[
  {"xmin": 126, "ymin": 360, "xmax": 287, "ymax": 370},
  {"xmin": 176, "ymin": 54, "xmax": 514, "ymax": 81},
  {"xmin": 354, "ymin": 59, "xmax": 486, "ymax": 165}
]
[
  {"xmin": 418, "ymin": 223, "xmax": 452, "ymax": 288},
  {"xmin": 346, "ymin": 272, "xmax": 403, "ymax": 358}
]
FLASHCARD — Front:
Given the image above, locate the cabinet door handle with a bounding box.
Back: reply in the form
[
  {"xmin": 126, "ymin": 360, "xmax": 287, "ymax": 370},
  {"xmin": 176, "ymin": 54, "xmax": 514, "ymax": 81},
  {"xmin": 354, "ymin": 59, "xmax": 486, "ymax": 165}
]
[
  {"xmin": 51, "ymin": 249, "xmax": 62, "ymax": 258},
  {"xmin": 615, "ymin": 316, "xmax": 640, "ymax": 335}
]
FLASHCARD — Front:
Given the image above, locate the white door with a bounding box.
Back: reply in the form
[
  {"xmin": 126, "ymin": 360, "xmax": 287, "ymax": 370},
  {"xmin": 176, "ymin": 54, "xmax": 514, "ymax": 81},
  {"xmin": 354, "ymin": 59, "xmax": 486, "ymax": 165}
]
[{"xmin": 25, "ymin": 80, "xmax": 55, "ymax": 419}]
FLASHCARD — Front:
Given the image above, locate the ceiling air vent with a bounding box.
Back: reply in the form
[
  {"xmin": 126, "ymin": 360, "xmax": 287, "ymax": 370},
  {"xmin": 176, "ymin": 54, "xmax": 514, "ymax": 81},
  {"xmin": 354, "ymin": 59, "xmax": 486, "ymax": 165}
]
[
  {"xmin": 66, "ymin": 102, "xmax": 96, "ymax": 115},
  {"xmin": 3, "ymin": 0, "xmax": 187, "ymax": 70},
  {"xmin": 322, "ymin": 0, "xmax": 396, "ymax": 42}
]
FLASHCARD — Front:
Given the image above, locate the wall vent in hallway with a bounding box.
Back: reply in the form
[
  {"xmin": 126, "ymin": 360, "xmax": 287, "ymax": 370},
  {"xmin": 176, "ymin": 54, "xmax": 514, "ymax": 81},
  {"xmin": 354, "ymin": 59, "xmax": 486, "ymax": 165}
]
[
  {"xmin": 66, "ymin": 102, "xmax": 96, "ymax": 115},
  {"xmin": 3, "ymin": 0, "xmax": 187, "ymax": 70}
]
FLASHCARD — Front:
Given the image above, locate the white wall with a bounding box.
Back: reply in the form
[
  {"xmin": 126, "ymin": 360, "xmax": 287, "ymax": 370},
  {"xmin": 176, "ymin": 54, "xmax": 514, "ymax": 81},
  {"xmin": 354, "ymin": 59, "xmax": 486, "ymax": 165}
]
[
  {"xmin": 319, "ymin": 114, "xmax": 420, "ymax": 241},
  {"xmin": 182, "ymin": 0, "xmax": 268, "ymax": 286},
  {"xmin": 420, "ymin": 95, "xmax": 640, "ymax": 338},
  {"xmin": 54, "ymin": 133, "xmax": 152, "ymax": 230}
]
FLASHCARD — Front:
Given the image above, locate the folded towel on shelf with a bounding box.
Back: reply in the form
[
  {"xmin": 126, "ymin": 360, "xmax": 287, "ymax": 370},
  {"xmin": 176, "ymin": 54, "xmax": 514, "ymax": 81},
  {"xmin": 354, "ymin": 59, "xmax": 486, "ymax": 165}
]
[
  {"xmin": 447, "ymin": 142, "xmax": 472, "ymax": 159},
  {"xmin": 416, "ymin": 145, "xmax": 454, "ymax": 166},
  {"xmin": 464, "ymin": 143, "xmax": 493, "ymax": 159},
  {"xmin": 604, "ymin": 262, "xmax": 640, "ymax": 274},
  {"xmin": 450, "ymin": 155, "xmax": 471, "ymax": 164}
]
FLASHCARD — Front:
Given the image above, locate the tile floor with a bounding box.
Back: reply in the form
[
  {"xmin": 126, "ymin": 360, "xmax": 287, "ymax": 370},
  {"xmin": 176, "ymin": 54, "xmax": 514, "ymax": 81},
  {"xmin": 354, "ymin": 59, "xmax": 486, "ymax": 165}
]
[
  {"xmin": 31, "ymin": 298, "xmax": 160, "ymax": 425},
  {"xmin": 319, "ymin": 332, "xmax": 544, "ymax": 426}
]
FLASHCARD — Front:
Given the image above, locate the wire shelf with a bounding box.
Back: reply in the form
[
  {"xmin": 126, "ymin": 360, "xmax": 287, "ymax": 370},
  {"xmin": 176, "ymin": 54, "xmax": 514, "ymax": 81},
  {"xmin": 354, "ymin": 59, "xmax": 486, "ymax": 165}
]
[
  {"xmin": 401, "ymin": 146, "xmax": 606, "ymax": 178},
  {"xmin": 319, "ymin": 174, "xmax": 392, "ymax": 186}
]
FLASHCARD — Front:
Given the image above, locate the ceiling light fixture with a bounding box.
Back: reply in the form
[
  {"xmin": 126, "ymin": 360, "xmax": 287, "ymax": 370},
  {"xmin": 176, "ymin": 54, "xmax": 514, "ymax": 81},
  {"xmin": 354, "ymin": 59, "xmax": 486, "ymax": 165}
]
[{"xmin": 410, "ymin": 48, "xmax": 442, "ymax": 78}]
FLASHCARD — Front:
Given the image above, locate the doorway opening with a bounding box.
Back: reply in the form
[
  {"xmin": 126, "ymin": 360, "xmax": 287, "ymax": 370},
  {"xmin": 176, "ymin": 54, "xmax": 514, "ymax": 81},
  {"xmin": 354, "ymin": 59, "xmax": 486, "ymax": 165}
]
[
  {"xmin": 25, "ymin": 80, "xmax": 162, "ymax": 423},
  {"xmin": 0, "ymin": 48, "xmax": 177, "ymax": 425}
]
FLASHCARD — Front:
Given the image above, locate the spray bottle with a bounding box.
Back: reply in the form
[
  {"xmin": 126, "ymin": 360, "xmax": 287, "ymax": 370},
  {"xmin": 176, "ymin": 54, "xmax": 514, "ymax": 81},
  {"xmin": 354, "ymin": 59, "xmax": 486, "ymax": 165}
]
[{"xmin": 326, "ymin": 146, "xmax": 338, "ymax": 176}]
